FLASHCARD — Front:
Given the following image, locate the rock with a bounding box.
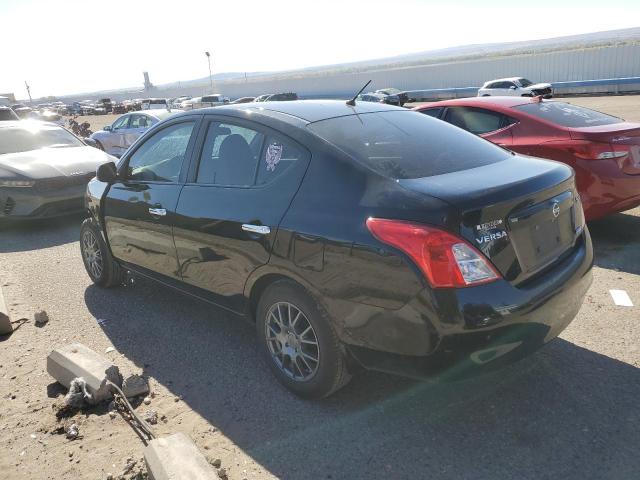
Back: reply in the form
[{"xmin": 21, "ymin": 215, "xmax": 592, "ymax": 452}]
[
  {"xmin": 121, "ymin": 375, "xmax": 149, "ymax": 398},
  {"xmin": 143, "ymin": 410, "xmax": 158, "ymax": 425},
  {"xmin": 217, "ymin": 467, "xmax": 228, "ymax": 479},
  {"xmin": 109, "ymin": 411, "xmax": 117, "ymax": 420},
  {"xmin": 105, "ymin": 347, "xmax": 115, "ymax": 354},
  {"xmin": 65, "ymin": 423, "xmax": 79, "ymax": 440},
  {"xmin": 34, "ymin": 310, "xmax": 49, "ymax": 328},
  {"xmin": 143, "ymin": 396, "xmax": 151, "ymax": 405},
  {"xmin": 209, "ymin": 458, "xmax": 222, "ymax": 468}
]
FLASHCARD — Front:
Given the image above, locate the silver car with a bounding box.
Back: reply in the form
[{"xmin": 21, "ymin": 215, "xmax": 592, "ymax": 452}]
[{"xmin": 89, "ymin": 110, "xmax": 181, "ymax": 157}]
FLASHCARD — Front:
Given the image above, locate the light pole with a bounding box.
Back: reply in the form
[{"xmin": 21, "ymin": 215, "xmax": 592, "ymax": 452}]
[
  {"xmin": 25, "ymin": 81, "xmax": 32, "ymax": 105},
  {"xmin": 205, "ymin": 51, "xmax": 213, "ymax": 93}
]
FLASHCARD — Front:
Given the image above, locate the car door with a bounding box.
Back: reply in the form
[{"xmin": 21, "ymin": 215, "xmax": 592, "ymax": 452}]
[
  {"xmin": 172, "ymin": 116, "xmax": 310, "ymax": 313},
  {"xmin": 103, "ymin": 117, "xmax": 200, "ymax": 280},
  {"xmin": 124, "ymin": 114, "xmax": 152, "ymax": 149},
  {"xmin": 442, "ymin": 106, "xmax": 515, "ymax": 146},
  {"xmin": 108, "ymin": 114, "xmax": 132, "ymax": 157}
]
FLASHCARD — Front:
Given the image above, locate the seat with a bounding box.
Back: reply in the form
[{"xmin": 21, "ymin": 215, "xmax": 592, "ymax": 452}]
[{"xmin": 215, "ymin": 134, "xmax": 255, "ymax": 185}]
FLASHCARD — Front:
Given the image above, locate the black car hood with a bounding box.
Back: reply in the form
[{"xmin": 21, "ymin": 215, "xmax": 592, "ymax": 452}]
[{"xmin": 0, "ymin": 146, "xmax": 113, "ymax": 179}]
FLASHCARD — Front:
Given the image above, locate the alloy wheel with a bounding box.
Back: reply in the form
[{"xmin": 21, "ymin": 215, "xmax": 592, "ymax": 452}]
[
  {"xmin": 81, "ymin": 229, "xmax": 103, "ymax": 279},
  {"xmin": 265, "ymin": 302, "xmax": 320, "ymax": 381}
]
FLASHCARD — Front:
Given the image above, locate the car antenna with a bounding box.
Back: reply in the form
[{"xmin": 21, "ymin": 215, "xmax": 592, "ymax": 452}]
[{"xmin": 346, "ymin": 80, "xmax": 372, "ymax": 107}]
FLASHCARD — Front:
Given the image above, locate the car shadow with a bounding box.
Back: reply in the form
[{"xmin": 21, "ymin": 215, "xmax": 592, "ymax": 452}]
[
  {"xmin": 0, "ymin": 213, "xmax": 83, "ymax": 253},
  {"xmin": 588, "ymin": 210, "xmax": 640, "ymax": 275},
  {"xmin": 84, "ymin": 278, "xmax": 640, "ymax": 480}
]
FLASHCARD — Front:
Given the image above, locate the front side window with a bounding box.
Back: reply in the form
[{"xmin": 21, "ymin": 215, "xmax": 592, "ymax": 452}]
[
  {"xmin": 518, "ymin": 78, "xmax": 534, "ymax": 87},
  {"xmin": 127, "ymin": 121, "xmax": 195, "ymax": 182},
  {"xmin": 514, "ymin": 102, "xmax": 622, "ymax": 128},
  {"xmin": 443, "ymin": 107, "xmax": 512, "ymax": 135},
  {"xmin": 196, "ymin": 122, "xmax": 264, "ymax": 186},
  {"xmin": 112, "ymin": 115, "xmax": 130, "ymax": 130}
]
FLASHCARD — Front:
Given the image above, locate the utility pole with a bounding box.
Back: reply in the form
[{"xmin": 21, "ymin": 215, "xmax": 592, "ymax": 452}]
[
  {"xmin": 205, "ymin": 51, "xmax": 213, "ymax": 93},
  {"xmin": 25, "ymin": 81, "xmax": 32, "ymax": 105}
]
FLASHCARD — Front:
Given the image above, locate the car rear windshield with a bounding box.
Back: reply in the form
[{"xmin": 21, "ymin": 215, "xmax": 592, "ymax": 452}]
[
  {"xmin": 0, "ymin": 124, "xmax": 84, "ymax": 155},
  {"xmin": 514, "ymin": 102, "xmax": 622, "ymax": 127},
  {"xmin": 308, "ymin": 111, "xmax": 509, "ymax": 179}
]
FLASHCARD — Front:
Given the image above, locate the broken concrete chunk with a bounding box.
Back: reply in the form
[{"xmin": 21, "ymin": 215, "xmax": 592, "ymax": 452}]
[
  {"xmin": 0, "ymin": 287, "xmax": 12, "ymax": 335},
  {"xmin": 47, "ymin": 343, "xmax": 122, "ymax": 404},
  {"xmin": 122, "ymin": 374, "xmax": 150, "ymax": 398},
  {"xmin": 144, "ymin": 432, "xmax": 217, "ymax": 480}
]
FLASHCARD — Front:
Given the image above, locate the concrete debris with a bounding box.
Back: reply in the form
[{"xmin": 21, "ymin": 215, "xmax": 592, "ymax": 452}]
[
  {"xmin": 47, "ymin": 343, "xmax": 122, "ymax": 404},
  {"xmin": 144, "ymin": 432, "xmax": 217, "ymax": 479},
  {"xmin": 208, "ymin": 458, "xmax": 222, "ymax": 468},
  {"xmin": 142, "ymin": 410, "xmax": 158, "ymax": 425},
  {"xmin": 105, "ymin": 347, "xmax": 115, "ymax": 354},
  {"xmin": 143, "ymin": 396, "xmax": 151, "ymax": 405},
  {"xmin": 122, "ymin": 374, "xmax": 149, "ymax": 399},
  {"xmin": 34, "ymin": 310, "xmax": 50, "ymax": 327},
  {"xmin": 0, "ymin": 286, "xmax": 12, "ymax": 335},
  {"xmin": 66, "ymin": 423, "xmax": 79, "ymax": 440},
  {"xmin": 217, "ymin": 467, "xmax": 228, "ymax": 479}
]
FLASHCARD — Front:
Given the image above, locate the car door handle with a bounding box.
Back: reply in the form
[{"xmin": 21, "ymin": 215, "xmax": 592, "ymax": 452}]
[
  {"xmin": 242, "ymin": 224, "xmax": 270, "ymax": 235},
  {"xmin": 148, "ymin": 207, "xmax": 166, "ymax": 216}
]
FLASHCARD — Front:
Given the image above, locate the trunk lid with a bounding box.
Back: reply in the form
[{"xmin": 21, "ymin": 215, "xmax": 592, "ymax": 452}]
[
  {"xmin": 399, "ymin": 155, "xmax": 585, "ymax": 285},
  {"xmin": 570, "ymin": 123, "xmax": 640, "ymax": 175}
]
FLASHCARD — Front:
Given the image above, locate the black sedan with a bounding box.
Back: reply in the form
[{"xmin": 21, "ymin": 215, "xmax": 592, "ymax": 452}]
[
  {"xmin": 80, "ymin": 100, "xmax": 593, "ymax": 398},
  {"xmin": 0, "ymin": 121, "xmax": 113, "ymax": 220}
]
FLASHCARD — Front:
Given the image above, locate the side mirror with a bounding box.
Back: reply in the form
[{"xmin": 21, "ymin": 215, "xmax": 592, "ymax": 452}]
[
  {"xmin": 96, "ymin": 161, "xmax": 118, "ymax": 183},
  {"xmin": 509, "ymin": 86, "xmax": 517, "ymax": 90},
  {"xmin": 83, "ymin": 137, "xmax": 98, "ymax": 148},
  {"xmin": 103, "ymin": 125, "xmax": 112, "ymax": 131}
]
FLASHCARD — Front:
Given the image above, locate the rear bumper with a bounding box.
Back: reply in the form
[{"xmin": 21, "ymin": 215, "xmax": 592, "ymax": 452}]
[
  {"xmin": 346, "ymin": 229, "xmax": 593, "ymax": 380},
  {"xmin": 576, "ymin": 158, "xmax": 640, "ymax": 220},
  {"xmin": 0, "ymin": 185, "xmax": 86, "ymax": 219}
]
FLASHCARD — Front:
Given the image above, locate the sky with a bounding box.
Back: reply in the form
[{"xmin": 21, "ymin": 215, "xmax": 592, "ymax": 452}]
[{"xmin": 2, "ymin": 0, "xmax": 639, "ymax": 99}]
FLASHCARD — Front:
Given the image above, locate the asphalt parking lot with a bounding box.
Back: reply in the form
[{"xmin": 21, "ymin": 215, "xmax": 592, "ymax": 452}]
[{"xmin": 1, "ymin": 97, "xmax": 639, "ymax": 480}]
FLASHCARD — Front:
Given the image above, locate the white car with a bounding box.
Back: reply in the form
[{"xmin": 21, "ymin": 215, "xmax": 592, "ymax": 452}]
[
  {"xmin": 89, "ymin": 110, "xmax": 181, "ymax": 158},
  {"xmin": 180, "ymin": 94, "xmax": 229, "ymax": 110},
  {"xmin": 477, "ymin": 77, "xmax": 553, "ymax": 98}
]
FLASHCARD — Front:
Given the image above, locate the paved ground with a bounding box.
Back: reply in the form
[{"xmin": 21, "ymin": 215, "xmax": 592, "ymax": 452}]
[{"xmin": 1, "ymin": 96, "xmax": 639, "ymax": 479}]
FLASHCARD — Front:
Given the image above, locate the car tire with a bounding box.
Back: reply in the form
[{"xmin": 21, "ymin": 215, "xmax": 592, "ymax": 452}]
[
  {"xmin": 521, "ymin": 93, "xmax": 533, "ymax": 97},
  {"xmin": 80, "ymin": 218, "xmax": 124, "ymax": 288},
  {"xmin": 481, "ymin": 94, "xmax": 490, "ymax": 97},
  {"xmin": 256, "ymin": 280, "xmax": 352, "ymax": 399}
]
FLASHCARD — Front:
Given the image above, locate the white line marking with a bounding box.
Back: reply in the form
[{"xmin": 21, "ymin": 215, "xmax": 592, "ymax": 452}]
[{"xmin": 610, "ymin": 290, "xmax": 634, "ymax": 307}]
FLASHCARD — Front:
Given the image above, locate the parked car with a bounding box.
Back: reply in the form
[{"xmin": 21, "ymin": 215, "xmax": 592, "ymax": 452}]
[
  {"xmin": 89, "ymin": 110, "xmax": 182, "ymax": 157},
  {"xmin": 414, "ymin": 96, "xmax": 640, "ymax": 220},
  {"xmin": 253, "ymin": 94, "xmax": 271, "ymax": 102},
  {"xmin": 171, "ymin": 96, "xmax": 191, "ymax": 109},
  {"xmin": 356, "ymin": 92, "xmax": 387, "ymax": 103},
  {"xmin": 80, "ymin": 100, "xmax": 593, "ymax": 398},
  {"xmin": 375, "ymin": 88, "xmax": 409, "ymax": 106},
  {"xmin": 181, "ymin": 95, "xmax": 229, "ymax": 110},
  {"xmin": 477, "ymin": 77, "xmax": 553, "ymax": 98},
  {"xmin": 112, "ymin": 103, "xmax": 127, "ymax": 114},
  {"xmin": 230, "ymin": 97, "xmax": 255, "ymax": 104},
  {"xmin": 97, "ymin": 98, "xmax": 113, "ymax": 113},
  {"xmin": 0, "ymin": 120, "xmax": 112, "ymax": 220},
  {"xmin": 265, "ymin": 92, "xmax": 298, "ymax": 102},
  {"xmin": 11, "ymin": 105, "xmax": 32, "ymax": 119},
  {"xmin": 0, "ymin": 106, "xmax": 19, "ymax": 121},
  {"xmin": 141, "ymin": 98, "xmax": 168, "ymax": 110}
]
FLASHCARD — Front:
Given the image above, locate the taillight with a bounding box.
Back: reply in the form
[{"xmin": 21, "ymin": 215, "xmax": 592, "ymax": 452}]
[
  {"xmin": 567, "ymin": 140, "xmax": 628, "ymax": 161},
  {"xmin": 366, "ymin": 218, "xmax": 500, "ymax": 288}
]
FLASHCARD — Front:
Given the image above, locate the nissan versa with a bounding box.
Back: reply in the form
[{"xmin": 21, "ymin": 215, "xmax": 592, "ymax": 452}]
[{"xmin": 80, "ymin": 100, "xmax": 594, "ymax": 398}]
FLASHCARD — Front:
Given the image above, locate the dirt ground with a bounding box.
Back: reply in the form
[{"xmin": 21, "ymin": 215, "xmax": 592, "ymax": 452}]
[{"xmin": 1, "ymin": 95, "xmax": 639, "ymax": 480}]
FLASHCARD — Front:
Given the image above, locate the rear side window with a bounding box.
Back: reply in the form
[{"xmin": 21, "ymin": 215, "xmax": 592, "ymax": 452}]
[
  {"xmin": 514, "ymin": 102, "xmax": 622, "ymax": 127},
  {"xmin": 443, "ymin": 107, "xmax": 515, "ymax": 135},
  {"xmin": 196, "ymin": 122, "xmax": 264, "ymax": 186},
  {"xmin": 419, "ymin": 107, "xmax": 443, "ymax": 118},
  {"xmin": 308, "ymin": 111, "xmax": 509, "ymax": 179},
  {"xmin": 256, "ymin": 136, "xmax": 305, "ymax": 185}
]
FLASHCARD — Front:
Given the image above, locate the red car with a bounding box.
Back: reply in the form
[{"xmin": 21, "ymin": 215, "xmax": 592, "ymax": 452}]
[{"xmin": 414, "ymin": 97, "xmax": 640, "ymax": 220}]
